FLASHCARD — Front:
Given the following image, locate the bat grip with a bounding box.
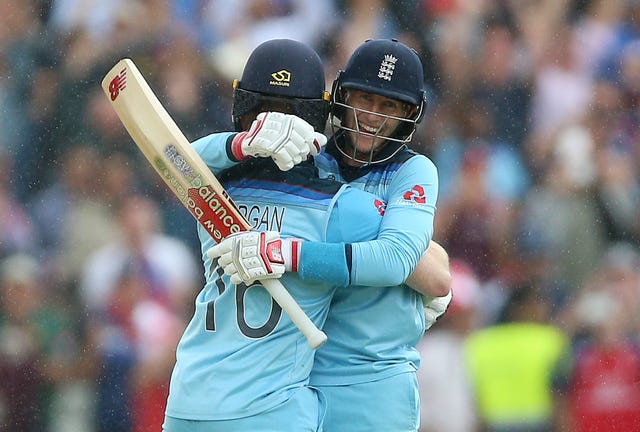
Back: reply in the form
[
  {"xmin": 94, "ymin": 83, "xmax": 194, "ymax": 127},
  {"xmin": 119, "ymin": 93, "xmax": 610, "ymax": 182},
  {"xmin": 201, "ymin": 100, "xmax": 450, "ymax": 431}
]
[{"xmin": 260, "ymin": 278, "xmax": 328, "ymax": 349}]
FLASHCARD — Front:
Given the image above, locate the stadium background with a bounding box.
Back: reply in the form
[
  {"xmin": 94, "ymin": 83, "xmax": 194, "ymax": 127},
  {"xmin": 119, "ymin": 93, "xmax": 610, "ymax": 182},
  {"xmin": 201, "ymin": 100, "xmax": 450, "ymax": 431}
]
[{"xmin": 1, "ymin": 0, "xmax": 639, "ymax": 430}]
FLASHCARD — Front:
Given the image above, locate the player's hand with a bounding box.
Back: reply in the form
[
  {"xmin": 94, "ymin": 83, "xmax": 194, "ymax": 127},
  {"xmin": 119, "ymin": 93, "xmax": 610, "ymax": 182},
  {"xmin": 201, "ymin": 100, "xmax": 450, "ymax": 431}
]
[
  {"xmin": 423, "ymin": 289, "xmax": 453, "ymax": 330},
  {"xmin": 232, "ymin": 112, "xmax": 327, "ymax": 171},
  {"xmin": 207, "ymin": 231, "xmax": 303, "ymax": 285}
]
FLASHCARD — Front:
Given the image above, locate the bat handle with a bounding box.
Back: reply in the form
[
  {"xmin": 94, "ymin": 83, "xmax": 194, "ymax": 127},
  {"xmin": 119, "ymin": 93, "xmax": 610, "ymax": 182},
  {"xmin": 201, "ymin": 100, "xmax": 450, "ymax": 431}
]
[{"xmin": 260, "ymin": 278, "xmax": 328, "ymax": 349}]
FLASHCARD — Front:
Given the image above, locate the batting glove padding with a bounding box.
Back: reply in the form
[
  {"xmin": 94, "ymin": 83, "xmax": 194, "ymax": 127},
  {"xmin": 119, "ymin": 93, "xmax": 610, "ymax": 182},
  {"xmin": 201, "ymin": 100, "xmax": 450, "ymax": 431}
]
[
  {"xmin": 207, "ymin": 231, "xmax": 303, "ymax": 285},
  {"xmin": 423, "ymin": 289, "xmax": 453, "ymax": 330},
  {"xmin": 231, "ymin": 112, "xmax": 327, "ymax": 171}
]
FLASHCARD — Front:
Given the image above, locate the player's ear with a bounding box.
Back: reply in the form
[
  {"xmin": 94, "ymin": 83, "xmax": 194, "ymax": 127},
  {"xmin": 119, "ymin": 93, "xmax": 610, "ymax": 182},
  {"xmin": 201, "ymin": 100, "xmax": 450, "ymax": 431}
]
[{"xmin": 404, "ymin": 104, "xmax": 418, "ymax": 119}]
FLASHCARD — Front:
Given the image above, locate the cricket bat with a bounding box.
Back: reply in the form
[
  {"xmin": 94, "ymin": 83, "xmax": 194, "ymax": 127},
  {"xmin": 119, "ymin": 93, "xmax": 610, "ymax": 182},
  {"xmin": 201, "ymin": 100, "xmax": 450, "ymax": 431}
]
[{"xmin": 101, "ymin": 58, "xmax": 327, "ymax": 349}]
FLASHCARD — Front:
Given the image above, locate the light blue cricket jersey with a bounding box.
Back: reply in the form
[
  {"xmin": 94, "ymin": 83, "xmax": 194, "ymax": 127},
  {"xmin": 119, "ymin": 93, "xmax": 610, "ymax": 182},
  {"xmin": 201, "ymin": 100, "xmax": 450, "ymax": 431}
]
[
  {"xmin": 309, "ymin": 143, "xmax": 439, "ymax": 386},
  {"xmin": 185, "ymin": 132, "xmax": 433, "ymax": 287},
  {"xmin": 164, "ymin": 133, "xmax": 384, "ymax": 420}
]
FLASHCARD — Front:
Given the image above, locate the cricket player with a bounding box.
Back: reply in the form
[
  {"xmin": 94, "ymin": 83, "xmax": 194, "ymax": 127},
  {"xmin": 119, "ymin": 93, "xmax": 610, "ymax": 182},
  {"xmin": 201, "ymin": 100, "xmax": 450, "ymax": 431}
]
[
  {"xmin": 213, "ymin": 39, "xmax": 450, "ymax": 431},
  {"xmin": 163, "ymin": 39, "xmax": 393, "ymax": 432},
  {"xmin": 182, "ymin": 37, "xmax": 441, "ymax": 294}
]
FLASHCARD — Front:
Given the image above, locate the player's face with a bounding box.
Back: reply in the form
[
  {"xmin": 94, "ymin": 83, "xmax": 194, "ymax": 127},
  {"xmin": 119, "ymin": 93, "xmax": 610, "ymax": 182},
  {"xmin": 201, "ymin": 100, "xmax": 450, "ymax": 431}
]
[{"xmin": 342, "ymin": 90, "xmax": 410, "ymax": 157}]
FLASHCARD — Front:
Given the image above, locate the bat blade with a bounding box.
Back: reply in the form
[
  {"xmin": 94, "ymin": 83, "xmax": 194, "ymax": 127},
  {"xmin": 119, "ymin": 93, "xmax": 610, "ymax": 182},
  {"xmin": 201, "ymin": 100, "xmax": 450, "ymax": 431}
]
[
  {"xmin": 102, "ymin": 59, "xmax": 247, "ymax": 242},
  {"xmin": 101, "ymin": 58, "xmax": 327, "ymax": 349}
]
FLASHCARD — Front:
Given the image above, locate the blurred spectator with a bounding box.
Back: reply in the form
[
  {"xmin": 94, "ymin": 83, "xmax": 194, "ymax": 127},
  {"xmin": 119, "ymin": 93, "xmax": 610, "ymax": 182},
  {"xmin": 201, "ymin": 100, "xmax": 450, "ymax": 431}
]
[
  {"xmin": 2, "ymin": 0, "xmax": 640, "ymax": 429},
  {"xmin": 417, "ymin": 259, "xmax": 482, "ymax": 432},
  {"xmin": 433, "ymin": 96, "xmax": 530, "ymax": 282},
  {"xmin": 0, "ymin": 0, "xmax": 62, "ymax": 198},
  {"xmin": 48, "ymin": 0, "xmax": 139, "ymax": 39},
  {"xmin": 80, "ymin": 86, "xmax": 141, "ymax": 159},
  {"xmin": 588, "ymin": 78, "xmax": 640, "ymax": 244},
  {"xmin": 129, "ymin": 294, "xmax": 184, "ymax": 432},
  {"xmin": 571, "ymin": 0, "xmax": 625, "ymax": 78},
  {"xmin": 202, "ymin": 0, "xmax": 335, "ymax": 80},
  {"xmin": 80, "ymin": 194, "xmax": 199, "ymax": 317},
  {"xmin": 529, "ymin": 22, "xmax": 593, "ymax": 141},
  {"xmin": 0, "ymin": 253, "xmax": 93, "ymax": 431},
  {"xmin": 470, "ymin": 19, "xmax": 532, "ymax": 148},
  {"xmin": 518, "ymin": 122, "xmax": 609, "ymax": 293},
  {"xmin": 0, "ymin": 149, "xmax": 38, "ymax": 259},
  {"xmin": 595, "ymin": 0, "xmax": 640, "ymax": 81},
  {"xmin": 32, "ymin": 144, "xmax": 120, "ymax": 290},
  {"xmin": 416, "ymin": 0, "xmax": 490, "ymax": 94},
  {"xmin": 559, "ymin": 243, "xmax": 640, "ymax": 431},
  {"xmin": 153, "ymin": 32, "xmax": 234, "ymax": 140},
  {"xmin": 47, "ymin": 0, "xmax": 171, "ymax": 70},
  {"xmin": 465, "ymin": 283, "xmax": 570, "ymax": 432},
  {"xmin": 505, "ymin": 0, "xmax": 571, "ymax": 67},
  {"xmin": 79, "ymin": 195, "xmax": 198, "ymax": 432},
  {"xmin": 0, "ymin": 254, "xmax": 48, "ymax": 431},
  {"xmin": 29, "ymin": 144, "xmax": 110, "ymax": 270}
]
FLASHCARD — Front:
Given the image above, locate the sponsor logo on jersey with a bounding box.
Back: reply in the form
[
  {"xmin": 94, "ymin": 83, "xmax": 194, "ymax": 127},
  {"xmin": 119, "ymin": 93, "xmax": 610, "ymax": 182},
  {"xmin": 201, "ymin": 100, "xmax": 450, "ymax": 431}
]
[
  {"xmin": 270, "ymin": 70, "xmax": 291, "ymax": 87},
  {"xmin": 401, "ymin": 185, "xmax": 427, "ymax": 204},
  {"xmin": 374, "ymin": 199, "xmax": 386, "ymax": 216}
]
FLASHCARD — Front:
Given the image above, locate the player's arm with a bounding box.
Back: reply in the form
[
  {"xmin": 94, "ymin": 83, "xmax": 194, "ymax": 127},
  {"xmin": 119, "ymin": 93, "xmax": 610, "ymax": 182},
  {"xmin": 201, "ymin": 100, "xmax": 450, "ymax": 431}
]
[
  {"xmin": 342, "ymin": 155, "xmax": 438, "ymax": 286},
  {"xmin": 192, "ymin": 132, "xmax": 238, "ymax": 174},
  {"xmin": 208, "ymin": 184, "xmax": 386, "ymax": 286},
  {"xmin": 193, "ymin": 112, "xmax": 326, "ymax": 173},
  {"xmin": 209, "ymin": 156, "xmax": 439, "ymax": 288},
  {"xmin": 292, "ymin": 155, "xmax": 438, "ymax": 286},
  {"xmin": 409, "ymin": 241, "xmax": 453, "ymax": 330},
  {"xmin": 406, "ymin": 240, "xmax": 451, "ymax": 298}
]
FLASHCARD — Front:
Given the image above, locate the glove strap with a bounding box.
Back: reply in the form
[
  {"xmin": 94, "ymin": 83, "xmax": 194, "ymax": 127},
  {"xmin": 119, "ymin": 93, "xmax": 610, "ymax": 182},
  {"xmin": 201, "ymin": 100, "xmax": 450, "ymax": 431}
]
[
  {"xmin": 231, "ymin": 132, "xmax": 249, "ymax": 161},
  {"xmin": 231, "ymin": 114, "xmax": 269, "ymax": 160},
  {"xmin": 282, "ymin": 239, "xmax": 302, "ymax": 273}
]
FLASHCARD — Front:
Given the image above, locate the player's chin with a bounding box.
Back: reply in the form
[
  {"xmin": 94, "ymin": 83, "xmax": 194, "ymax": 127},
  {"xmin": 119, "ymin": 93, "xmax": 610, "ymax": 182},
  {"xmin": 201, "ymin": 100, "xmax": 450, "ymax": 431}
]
[
  {"xmin": 357, "ymin": 140, "xmax": 385, "ymax": 156},
  {"xmin": 348, "ymin": 133, "xmax": 370, "ymax": 149}
]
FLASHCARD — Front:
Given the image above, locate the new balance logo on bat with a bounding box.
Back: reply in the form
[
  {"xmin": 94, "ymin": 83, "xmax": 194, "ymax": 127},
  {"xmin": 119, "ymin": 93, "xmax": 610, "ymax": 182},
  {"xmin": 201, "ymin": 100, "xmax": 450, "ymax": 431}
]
[{"xmin": 108, "ymin": 68, "xmax": 127, "ymax": 101}]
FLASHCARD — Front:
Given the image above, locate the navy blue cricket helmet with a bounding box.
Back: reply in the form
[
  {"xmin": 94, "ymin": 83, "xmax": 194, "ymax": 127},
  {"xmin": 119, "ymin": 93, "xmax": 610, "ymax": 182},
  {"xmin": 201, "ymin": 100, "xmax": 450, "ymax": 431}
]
[
  {"xmin": 232, "ymin": 39, "xmax": 330, "ymax": 132},
  {"xmin": 330, "ymin": 39, "xmax": 428, "ymax": 163},
  {"xmin": 338, "ymin": 38, "xmax": 427, "ymax": 106}
]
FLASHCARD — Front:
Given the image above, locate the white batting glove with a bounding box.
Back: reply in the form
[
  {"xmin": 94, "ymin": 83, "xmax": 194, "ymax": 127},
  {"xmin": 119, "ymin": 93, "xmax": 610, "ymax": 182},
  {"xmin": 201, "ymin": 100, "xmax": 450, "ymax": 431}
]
[
  {"xmin": 231, "ymin": 112, "xmax": 327, "ymax": 171},
  {"xmin": 207, "ymin": 231, "xmax": 303, "ymax": 285},
  {"xmin": 423, "ymin": 290, "xmax": 453, "ymax": 330}
]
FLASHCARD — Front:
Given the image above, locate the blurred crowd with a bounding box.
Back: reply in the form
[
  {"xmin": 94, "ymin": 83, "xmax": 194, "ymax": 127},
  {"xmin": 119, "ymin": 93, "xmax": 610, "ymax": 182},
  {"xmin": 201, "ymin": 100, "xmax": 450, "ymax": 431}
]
[{"xmin": 1, "ymin": 0, "xmax": 639, "ymax": 431}]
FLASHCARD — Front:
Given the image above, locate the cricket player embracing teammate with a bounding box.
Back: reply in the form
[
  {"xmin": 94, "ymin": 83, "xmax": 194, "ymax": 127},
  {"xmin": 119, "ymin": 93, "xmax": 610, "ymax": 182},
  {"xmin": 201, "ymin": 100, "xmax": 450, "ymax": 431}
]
[
  {"xmin": 210, "ymin": 39, "xmax": 451, "ymax": 431},
  {"xmin": 163, "ymin": 39, "xmax": 415, "ymax": 432}
]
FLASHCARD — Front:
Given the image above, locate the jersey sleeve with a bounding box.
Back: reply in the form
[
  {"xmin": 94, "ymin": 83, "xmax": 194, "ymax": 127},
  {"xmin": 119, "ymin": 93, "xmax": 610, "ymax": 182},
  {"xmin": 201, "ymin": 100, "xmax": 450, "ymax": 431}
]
[
  {"xmin": 297, "ymin": 186, "xmax": 383, "ymax": 287},
  {"xmin": 300, "ymin": 155, "xmax": 438, "ymax": 287},
  {"xmin": 349, "ymin": 155, "xmax": 438, "ymax": 286},
  {"xmin": 192, "ymin": 132, "xmax": 240, "ymax": 174}
]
